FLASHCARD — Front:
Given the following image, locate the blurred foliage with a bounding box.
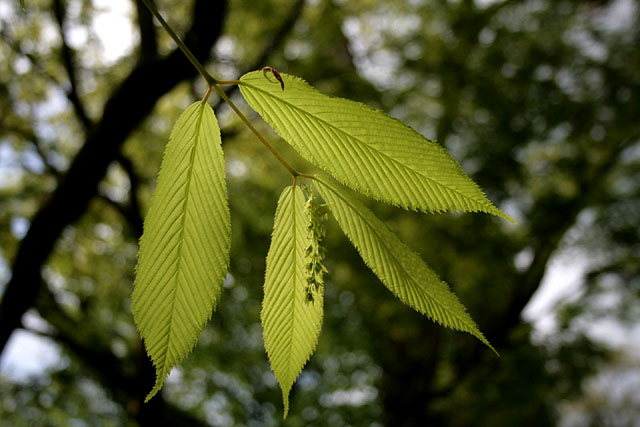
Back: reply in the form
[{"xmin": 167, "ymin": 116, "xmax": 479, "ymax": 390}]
[{"xmin": 0, "ymin": 0, "xmax": 638, "ymax": 425}]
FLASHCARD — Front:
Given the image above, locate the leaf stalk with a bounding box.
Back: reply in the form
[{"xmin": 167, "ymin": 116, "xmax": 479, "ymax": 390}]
[
  {"xmin": 141, "ymin": 0, "xmax": 312, "ymax": 181},
  {"xmin": 201, "ymin": 85, "xmax": 212, "ymax": 103},
  {"xmin": 213, "ymin": 85, "xmax": 309, "ymax": 180}
]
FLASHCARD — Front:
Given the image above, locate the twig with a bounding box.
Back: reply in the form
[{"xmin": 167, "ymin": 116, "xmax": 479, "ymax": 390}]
[
  {"xmin": 212, "ymin": 0, "xmax": 305, "ymax": 106},
  {"xmin": 213, "ymin": 85, "xmax": 304, "ymax": 179},
  {"xmin": 140, "ymin": 0, "xmax": 218, "ymax": 85},
  {"xmin": 1, "ymin": 19, "xmax": 91, "ymax": 131},
  {"xmin": 134, "ymin": 0, "xmax": 159, "ymax": 61},
  {"xmin": 0, "ymin": 123, "xmax": 62, "ymax": 179},
  {"xmin": 116, "ymin": 154, "xmax": 145, "ymax": 238},
  {"xmin": 52, "ymin": 0, "xmax": 92, "ymax": 130}
]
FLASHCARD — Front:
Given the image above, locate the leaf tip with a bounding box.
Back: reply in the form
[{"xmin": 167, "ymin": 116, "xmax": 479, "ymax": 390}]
[
  {"xmin": 471, "ymin": 330, "xmax": 500, "ymax": 357},
  {"xmin": 483, "ymin": 203, "xmax": 516, "ymax": 224},
  {"xmin": 282, "ymin": 388, "xmax": 291, "ymax": 419},
  {"xmin": 144, "ymin": 362, "xmax": 173, "ymax": 403},
  {"xmin": 497, "ymin": 210, "xmax": 516, "ymax": 224},
  {"xmin": 144, "ymin": 380, "xmax": 163, "ymax": 403},
  {"xmin": 484, "ymin": 340, "xmax": 500, "ymax": 358}
]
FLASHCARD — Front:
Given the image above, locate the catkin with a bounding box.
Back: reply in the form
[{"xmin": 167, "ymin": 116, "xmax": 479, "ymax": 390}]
[{"xmin": 303, "ymin": 191, "xmax": 328, "ymax": 303}]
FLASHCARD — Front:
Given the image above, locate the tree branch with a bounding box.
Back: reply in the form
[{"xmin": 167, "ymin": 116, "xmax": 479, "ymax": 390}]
[
  {"xmin": 51, "ymin": 0, "xmax": 92, "ymax": 131},
  {"xmin": 1, "ymin": 17, "xmax": 90, "ymax": 134},
  {"xmin": 134, "ymin": 0, "xmax": 159, "ymax": 61},
  {"xmin": 250, "ymin": 0, "xmax": 305, "ymax": 72},
  {"xmin": 417, "ymin": 138, "xmax": 636, "ymax": 404},
  {"xmin": 0, "ymin": 123, "xmax": 62, "ymax": 179},
  {"xmin": 116, "ymin": 154, "xmax": 144, "ymax": 237},
  {"xmin": 0, "ymin": 22, "xmax": 63, "ymax": 87},
  {"xmin": 31, "ymin": 286, "xmax": 209, "ymax": 426},
  {"xmin": 97, "ymin": 154, "xmax": 144, "ymax": 238},
  {"xmin": 493, "ymin": 138, "xmax": 636, "ymax": 347},
  {"xmin": 0, "ymin": 0, "xmax": 228, "ymax": 355},
  {"xmin": 97, "ymin": 193, "xmax": 144, "ymax": 238},
  {"xmin": 213, "ymin": 0, "xmax": 305, "ymax": 106}
]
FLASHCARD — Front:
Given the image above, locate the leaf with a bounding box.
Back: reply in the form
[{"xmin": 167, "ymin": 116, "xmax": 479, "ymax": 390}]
[
  {"xmin": 262, "ymin": 186, "xmax": 324, "ymax": 417},
  {"xmin": 131, "ymin": 102, "xmax": 231, "ymax": 401},
  {"xmin": 239, "ymin": 71, "xmax": 513, "ymax": 222},
  {"xmin": 314, "ymin": 176, "xmax": 496, "ymax": 354}
]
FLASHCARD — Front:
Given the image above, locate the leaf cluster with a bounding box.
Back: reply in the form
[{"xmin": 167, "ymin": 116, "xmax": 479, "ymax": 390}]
[{"xmin": 131, "ymin": 68, "xmax": 510, "ymax": 416}]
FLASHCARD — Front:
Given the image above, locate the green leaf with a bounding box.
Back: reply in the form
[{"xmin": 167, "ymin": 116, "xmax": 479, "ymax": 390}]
[
  {"xmin": 262, "ymin": 186, "xmax": 324, "ymax": 417},
  {"xmin": 131, "ymin": 102, "xmax": 231, "ymax": 401},
  {"xmin": 239, "ymin": 71, "xmax": 512, "ymax": 222},
  {"xmin": 314, "ymin": 177, "xmax": 496, "ymax": 354}
]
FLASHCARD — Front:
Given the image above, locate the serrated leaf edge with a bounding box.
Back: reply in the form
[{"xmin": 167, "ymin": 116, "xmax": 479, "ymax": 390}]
[
  {"xmin": 314, "ymin": 176, "xmax": 497, "ymax": 355},
  {"xmin": 239, "ymin": 72, "xmax": 514, "ymax": 223}
]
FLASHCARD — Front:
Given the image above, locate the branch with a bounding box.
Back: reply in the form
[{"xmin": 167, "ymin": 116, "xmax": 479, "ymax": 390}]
[
  {"xmin": 494, "ymin": 137, "xmax": 636, "ymax": 345},
  {"xmin": 423, "ymin": 138, "xmax": 637, "ymax": 399},
  {"xmin": 31, "ymin": 286, "xmax": 209, "ymax": 426},
  {"xmin": 250, "ymin": 0, "xmax": 305, "ymax": 72},
  {"xmin": 134, "ymin": 0, "xmax": 159, "ymax": 61},
  {"xmin": 98, "ymin": 194, "xmax": 144, "ymax": 238},
  {"xmin": 1, "ymin": 18, "xmax": 89, "ymax": 131},
  {"xmin": 116, "ymin": 154, "xmax": 144, "ymax": 237},
  {"xmin": 213, "ymin": 0, "xmax": 305, "ymax": 106},
  {"xmin": 0, "ymin": 0, "xmax": 228, "ymax": 355},
  {"xmin": 51, "ymin": 0, "xmax": 92, "ymax": 130},
  {"xmin": 140, "ymin": 0, "xmax": 217, "ymax": 85},
  {"xmin": 0, "ymin": 22, "xmax": 60, "ymax": 84},
  {"xmin": 97, "ymin": 154, "xmax": 144, "ymax": 238},
  {"xmin": 0, "ymin": 123, "xmax": 62, "ymax": 179}
]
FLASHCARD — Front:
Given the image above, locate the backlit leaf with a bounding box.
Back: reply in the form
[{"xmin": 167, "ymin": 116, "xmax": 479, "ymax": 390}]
[
  {"xmin": 314, "ymin": 176, "xmax": 495, "ymax": 354},
  {"xmin": 239, "ymin": 71, "xmax": 512, "ymax": 222},
  {"xmin": 132, "ymin": 102, "xmax": 231, "ymax": 401},
  {"xmin": 262, "ymin": 186, "xmax": 324, "ymax": 417}
]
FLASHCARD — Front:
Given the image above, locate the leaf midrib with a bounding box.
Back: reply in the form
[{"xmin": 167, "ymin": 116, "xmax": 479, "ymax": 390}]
[
  {"xmin": 286, "ymin": 187, "xmax": 299, "ymax": 381},
  {"xmin": 242, "ymin": 80, "xmax": 488, "ymax": 209}
]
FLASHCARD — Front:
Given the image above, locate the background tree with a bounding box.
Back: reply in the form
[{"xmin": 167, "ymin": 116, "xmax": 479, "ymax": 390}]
[{"xmin": 0, "ymin": 0, "xmax": 638, "ymax": 425}]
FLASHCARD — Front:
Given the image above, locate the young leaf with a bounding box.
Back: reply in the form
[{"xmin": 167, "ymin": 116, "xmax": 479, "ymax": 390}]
[
  {"xmin": 262, "ymin": 186, "xmax": 324, "ymax": 417},
  {"xmin": 239, "ymin": 71, "xmax": 512, "ymax": 221},
  {"xmin": 314, "ymin": 176, "xmax": 496, "ymax": 354},
  {"xmin": 132, "ymin": 102, "xmax": 231, "ymax": 401}
]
